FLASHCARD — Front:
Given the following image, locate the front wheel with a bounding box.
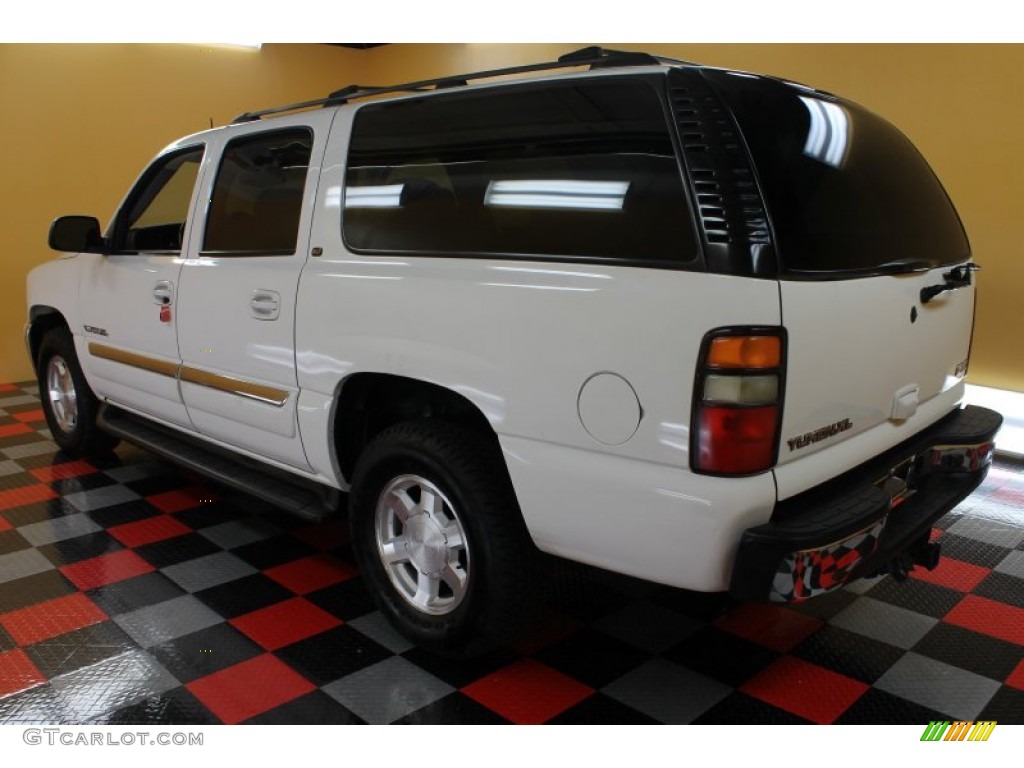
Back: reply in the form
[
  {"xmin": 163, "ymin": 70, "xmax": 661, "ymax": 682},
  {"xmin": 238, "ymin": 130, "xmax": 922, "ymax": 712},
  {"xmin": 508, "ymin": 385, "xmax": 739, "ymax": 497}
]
[
  {"xmin": 349, "ymin": 419, "xmax": 540, "ymax": 657},
  {"xmin": 36, "ymin": 328, "xmax": 118, "ymax": 455}
]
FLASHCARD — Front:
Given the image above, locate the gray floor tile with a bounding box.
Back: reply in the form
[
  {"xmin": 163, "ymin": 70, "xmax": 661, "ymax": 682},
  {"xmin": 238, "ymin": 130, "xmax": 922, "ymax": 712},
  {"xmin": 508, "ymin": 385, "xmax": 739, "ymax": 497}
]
[
  {"xmin": 51, "ymin": 649, "xmax": 179, "ymax": 721},
  {"xmin": 875, "ymin": 652, "xmax": 1000, "ymax": 720},
  {"xmin": 198, "ymin": 518, "xmax": 282, "ymax": 549},
  {"xmin": 348, "ymin": 612, "xmax": 415, "ymax": 654},
  {"xmin": 0, "ymin": 683, "xmax": 73, "ymax": 724},
  {"xmin": 18, "ymin": 513, "xmax": 103, "ymax": 547},
  {"xmin": 0, "ymin": 548, "xmax": 55, "ymax": 584},
  {"xmin": 829, "ymin": 597, "xmax": 937, "ymax": 649},
  {"xmin": 0, "ymin": 459, "xmax": 24, "ymax": 477},
  {"xmin": 113, "ymin": 595, "xmax": 223, "ymax": 648},
  {"xmin": 64, "ymin": 485, "xmax": 141, "ymax": 513},
  {"xmin": 1, "ymin": 440, "xmax": 58, "ymax": 460},
  {"xmin": 0, "ymin": 408, "xmax": 7, "ymax": 418},
  {"xmin": 161, "ymin": 551, "xmax": 257, "ymax": 593},
  {"xmin": 323, "ymin": 657, "xmax": 453, "ymax": 724},
  {"xmin": 602, "ymin": 658, "xmax": 731, "ymax": 724},
  {"xmin": 593, "ymin": 600, "xmax": 703, "ymax": 654},
  {"xmin": 945, "ymin": 515, "xmax": 1024, "ymax": 549},
  {"xmin": 0, "ymin": 395, "xmax": 41, "ymax": 408},
  {"xmin": 994, "ymin": 549, "xmax": 1024, "ymax": 579}
]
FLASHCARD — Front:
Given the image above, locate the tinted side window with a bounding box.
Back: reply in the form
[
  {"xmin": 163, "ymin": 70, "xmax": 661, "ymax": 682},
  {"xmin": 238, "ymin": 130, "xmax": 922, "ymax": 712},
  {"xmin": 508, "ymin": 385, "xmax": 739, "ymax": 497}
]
[
  {"xmin": 118, "ymin": 147, "xmax": 203, "ymax": 253},
  {"xmin": 706, "ymin": 71, "xmax": 970, "ymax": 274},
  {"xmin": 204, "ymin": 129, "xmax": 312, "ymax": 253},
  {"xmin": 344, "ymin": 79, "xmax": 697, "ymax": 264}
]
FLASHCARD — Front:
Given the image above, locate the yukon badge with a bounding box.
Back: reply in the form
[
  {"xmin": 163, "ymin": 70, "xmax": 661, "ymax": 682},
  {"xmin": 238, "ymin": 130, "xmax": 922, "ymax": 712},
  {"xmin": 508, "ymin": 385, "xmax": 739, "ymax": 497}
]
[
  {"xmin": 787, "ymin": 418, "xmax": 852, "ymax": 451},
  {"xmin": 83, "ymin": 325, "xmax": 109, "ymax": 337}
]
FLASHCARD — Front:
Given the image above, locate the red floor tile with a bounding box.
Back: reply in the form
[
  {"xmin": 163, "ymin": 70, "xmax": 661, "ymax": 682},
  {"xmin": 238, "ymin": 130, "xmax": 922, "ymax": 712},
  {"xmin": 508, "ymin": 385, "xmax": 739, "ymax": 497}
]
[
  {"xmin": 265, "ymin": 554, "xmax": 358, "ymax": 595},
  {"xmin": 0, "ymin": 649, "xmax": 46, "ymax": 698},
  {"xmin": 0, "ymin": 515, "xmax": 10, "ymax": 533},
  {"xmin": 147, "ymin": 486, "xmax": 221, "ymax": 514},
  {"xmin": 908, "ymin": 556, "xmax": 990, "ymax": 593},
  {"xmin": 944, "ymin": 595, "xmax": 1024, "ymax": 646},
  {"xmin": 462, "ymin": 658, "xmax": 594, "ymax": 724},
  {"xmin": 713, "ymin": 603, "xmax": 824, "ymax": 653},
  {"xmin": 0, "ymin": 592, "xmax": 108, "ymax": 646},
  {"xmin": 0, "ymin": 423, "xmax": 32, "ymax": 439},
  {"xmin": 12, "ymin": 409, "xmax": 45, "ymax": 424},
  {"xmin": 186, "ymin": 653, "xmax": 316, "ymax": 724},
  {"xmin": 229, "ymin": 597, "xmax": 342, "ymax": 651},
  {"xmin": 0, "ymin": 484, "xmax": 58, "ymax": 512},
  {"xmin": 1006, "ymin": 659, "xmax": 1024, "ymax": 691},
  {"xmin": 741, "ymin": 656, "xmax": 869, "ymax": 724},
  {"xmin": 29, "ymin": 459, "xmax": 98, "ymax": 483},
  {"xmin": 0, "ymin": 383, "xmax": 18, "ymax": 392},
  {"xmin": 60, "ymin": 549, "xmax": 156, "ymax": 591},
  {"xmin": 108, "ymin": 515, "xmax": 192, "ymax": 548}
]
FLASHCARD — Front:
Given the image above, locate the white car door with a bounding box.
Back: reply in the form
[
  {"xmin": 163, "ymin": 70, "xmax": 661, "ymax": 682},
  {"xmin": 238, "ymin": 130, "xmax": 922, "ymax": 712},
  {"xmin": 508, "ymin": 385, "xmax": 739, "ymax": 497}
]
[
  {"xmin": 78, "ymin": 144, "xmax": 207, "ymax": 428},
  {"xmin": 175, "ymin": 112, "xmax": 334, "ymax": 470}
]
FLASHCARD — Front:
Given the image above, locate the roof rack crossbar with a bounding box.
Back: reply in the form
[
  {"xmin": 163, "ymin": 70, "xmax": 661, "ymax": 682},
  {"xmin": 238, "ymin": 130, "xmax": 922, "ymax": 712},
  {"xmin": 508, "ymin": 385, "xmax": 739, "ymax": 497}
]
[{"xmin": 230, "ymin": 47, "xmax": 691, "ymax": 124}]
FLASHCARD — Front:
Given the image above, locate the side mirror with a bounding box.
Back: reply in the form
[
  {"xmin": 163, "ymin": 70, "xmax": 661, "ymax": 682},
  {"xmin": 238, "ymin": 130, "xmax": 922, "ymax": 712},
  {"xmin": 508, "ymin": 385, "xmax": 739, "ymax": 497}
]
[{"xmin": 48, "ymin": 216, "xmax": 107, "ymax": 254}]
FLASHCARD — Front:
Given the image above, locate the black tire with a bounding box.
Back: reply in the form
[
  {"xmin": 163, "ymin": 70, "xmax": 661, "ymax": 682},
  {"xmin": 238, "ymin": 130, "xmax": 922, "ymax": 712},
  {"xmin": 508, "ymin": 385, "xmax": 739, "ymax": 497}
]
[
  {"xmin": 349, "ymin": 419, "xmax": 541, "ymax": 657},
  {"xmin": 35, "ymin": 327, "xmax": 119, "ymax": 456}
]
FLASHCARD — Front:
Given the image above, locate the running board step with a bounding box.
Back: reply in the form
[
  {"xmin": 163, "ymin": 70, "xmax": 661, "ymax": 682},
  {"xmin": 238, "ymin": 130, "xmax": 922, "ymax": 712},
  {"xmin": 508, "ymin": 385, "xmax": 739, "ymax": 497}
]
[{"xmin": 98, "ymin": 405, "xmax": 337, "ymax": 522}]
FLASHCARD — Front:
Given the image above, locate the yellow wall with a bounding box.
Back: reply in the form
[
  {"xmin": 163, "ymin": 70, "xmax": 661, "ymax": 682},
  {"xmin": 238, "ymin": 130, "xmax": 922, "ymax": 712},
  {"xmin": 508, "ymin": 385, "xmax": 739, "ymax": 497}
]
[
  {"xmin": 0, "ymin": 43, "xmax": 365, "ymax": 382},
  {"xmin": 4, "ymin": 43, "xmax": 1023, "ymax": 391}
]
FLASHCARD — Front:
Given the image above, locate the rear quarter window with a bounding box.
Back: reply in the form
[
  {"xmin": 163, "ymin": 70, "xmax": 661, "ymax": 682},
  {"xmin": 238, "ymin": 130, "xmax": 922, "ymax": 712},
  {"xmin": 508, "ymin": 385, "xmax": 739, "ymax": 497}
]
[{"xmin": 343, "ymin": 78, "xmax": 698, "ymax": 266}]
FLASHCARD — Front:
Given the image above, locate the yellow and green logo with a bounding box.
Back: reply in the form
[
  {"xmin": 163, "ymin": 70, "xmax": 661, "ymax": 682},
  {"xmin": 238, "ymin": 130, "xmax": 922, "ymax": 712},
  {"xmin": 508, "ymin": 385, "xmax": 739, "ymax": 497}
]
[{"xmin": 920, "ymin": 721, "xmax": 997, "ymax": 742}]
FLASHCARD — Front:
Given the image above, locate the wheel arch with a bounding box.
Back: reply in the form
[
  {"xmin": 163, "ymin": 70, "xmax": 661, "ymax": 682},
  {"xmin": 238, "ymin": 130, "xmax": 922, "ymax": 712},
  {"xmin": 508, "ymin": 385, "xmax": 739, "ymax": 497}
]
[
  {"xmin": 27, "ymin": 306, "xmax": 70, "ymax": 365},
  {"xmin": 332, "ymin": 372, "xmax": 504, "ymax": 485}
]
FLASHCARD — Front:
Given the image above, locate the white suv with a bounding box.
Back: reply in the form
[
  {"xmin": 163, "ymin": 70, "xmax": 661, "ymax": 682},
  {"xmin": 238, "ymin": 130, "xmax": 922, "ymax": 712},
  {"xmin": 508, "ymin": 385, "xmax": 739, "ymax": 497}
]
[{"xmin": 27, "ymin": 47, "xmax": 1002, "ymax": 655}]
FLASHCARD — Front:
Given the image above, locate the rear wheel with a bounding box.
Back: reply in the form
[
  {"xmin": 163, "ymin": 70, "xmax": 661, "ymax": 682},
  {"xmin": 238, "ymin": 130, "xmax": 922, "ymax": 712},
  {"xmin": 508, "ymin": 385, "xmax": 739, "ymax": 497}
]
[
  {"xmin": 349, "ymin": 419, "xmax": 540, "ymax": 657},
  {"xmin": 36, "ymin": 328, "xmax": 118, "ymax": 455}
]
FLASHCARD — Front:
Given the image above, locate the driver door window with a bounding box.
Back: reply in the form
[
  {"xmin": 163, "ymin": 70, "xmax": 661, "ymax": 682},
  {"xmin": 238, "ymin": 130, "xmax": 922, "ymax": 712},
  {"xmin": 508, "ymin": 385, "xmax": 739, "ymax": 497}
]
[{"xmin": 115, "ymin": 147, "xmax": 203, "ymax": 253}]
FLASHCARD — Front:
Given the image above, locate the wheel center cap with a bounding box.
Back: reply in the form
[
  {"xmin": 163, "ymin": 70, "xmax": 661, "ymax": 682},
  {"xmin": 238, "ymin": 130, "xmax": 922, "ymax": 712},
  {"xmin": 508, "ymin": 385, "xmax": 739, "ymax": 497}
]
[{"xmin": 404, "ymin": 514, "xmax": 447, "ymax": 574}]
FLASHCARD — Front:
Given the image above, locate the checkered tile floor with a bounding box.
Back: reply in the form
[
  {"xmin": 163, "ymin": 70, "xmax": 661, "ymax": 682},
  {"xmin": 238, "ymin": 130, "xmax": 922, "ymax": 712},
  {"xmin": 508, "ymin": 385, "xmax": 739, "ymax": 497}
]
[{"xmin": 1, "ymin": 379, "xmax": 1022, "ymax": 724}]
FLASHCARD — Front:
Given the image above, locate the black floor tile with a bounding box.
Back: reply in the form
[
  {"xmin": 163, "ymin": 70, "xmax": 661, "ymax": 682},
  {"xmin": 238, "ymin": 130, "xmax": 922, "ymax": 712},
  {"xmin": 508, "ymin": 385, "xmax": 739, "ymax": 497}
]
[
  {"xmin": 791, "ymin": 625, "xmax": 906, "ymax": 685},
  {"xmin": 863, "ymin": 576, "xmax": 963, "ymax": 619},
  {"xmin": 275, "ymin": 625, "xmax": 391, "ymax": 686},
  {"xmin": 135, "ymin": 533, "xmax": 221, "ymax": 569},
  {"xmin": 0, "ymin": 571, "xmax": 75, "ymax": 614},
  {"xmin": 692, "ymin": 691, "xmax": 811, "ymax": 724},
  {"xmin": 304, "ymin": 578, "xmax": 377, "ymax": 622},
  {"xmin": 85, "ymin": 499, "xmax": 163, "ymax": 528},
  {"xmin": 231, "ymin": 535, "xmax": 317, "ymax": 570},
  {"xmin": 123, "ymin": 474, "xmax": 193, "ymax": 498},
  {"xmin": 2, "ymin": 499, "xmax": 78, "ymax": 528},
  {"xmin": 396, "ymin": 692, "xmax": 511, "ymax": 725},
  {"xmin": 37, "ymin": 532, "xmax": 122, "ymax": 567},
  {"xmin": 912, "ymin": 622, "xmax": 1024, "ymax": 682},
  {"xmin": 0, "ymin": 625, "xmax": 15, "ymax": 653},
  {"xmin": 193, "ymin": 573, "xmax": 294, "ymax": 620},
  {"xmin": 24, "ymin": 621, "xmax": 136, "ymax": 679},
  {"xmin": 937, "ymin": 533, "xmax": 1013, "ymax": 569},
  {"xmin": 174, "ymin": 501, "xmax": 247, "ymax": 530},
  {"xmin": 0, "ymin": 530, "xmax": 31, "ymax": 557},
  {"xmin": 548, "ymin": 692, "xmax": 658, "ymax": 724},
  {"xmin": 978, "ymin": 685, "xmax": 1024, "ymax": 722},
  {"xmin": 787, "ymin": 589, "xmax": 859, "ymax": 621},
  {"xmin": 49, "ymin": 474, "xmax": 117, "ymax": 495},
  {"xmin": 534, "ymin": 628, "xmax": 652, "ymax": 689},
  {"xmin": 649, "ymin": 588, "xmax": 734, "ymax": 622},
  {"xmin": 664, "ymin": 626, "xmax": 779, "ymax": 687},
  {"xmin": 148, "ymin": 623, "xmax": 264, "ymax": 685},
  {"xmin": 88, "ymin": 573, "xmax": 187, "ymax": 617},
  {"xmin": 96, "ymin": 687, "xmax": 219, "ymax": 725},
  {"xmin": 401, "ymin": 647, "xmax": 520, "ymax": 690},
  {"xmin": 244, "ymin": 690, "xmax": 363, "ymax": 725},
  {"xmin": 973, "ymin": 571, "xmax": 1024, "ymax": 609},
  {"xmin": 835, "ymin": 688, "xmax": 950, "ymax": 724}
]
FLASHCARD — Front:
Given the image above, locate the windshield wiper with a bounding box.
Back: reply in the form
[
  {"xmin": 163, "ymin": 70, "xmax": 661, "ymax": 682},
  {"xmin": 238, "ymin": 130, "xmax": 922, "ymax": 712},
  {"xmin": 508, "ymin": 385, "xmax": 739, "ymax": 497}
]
[{"xmin": 920, "ymin": 263, "xmax": 980, "ymax": 304}]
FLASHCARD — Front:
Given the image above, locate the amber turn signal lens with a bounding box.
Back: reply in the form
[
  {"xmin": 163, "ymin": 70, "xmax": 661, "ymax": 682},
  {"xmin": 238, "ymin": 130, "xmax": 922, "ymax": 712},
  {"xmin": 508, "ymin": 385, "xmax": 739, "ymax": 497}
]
[{"xmin": 707, "ymin": 336, "xmax": 781, "ymax": 369}]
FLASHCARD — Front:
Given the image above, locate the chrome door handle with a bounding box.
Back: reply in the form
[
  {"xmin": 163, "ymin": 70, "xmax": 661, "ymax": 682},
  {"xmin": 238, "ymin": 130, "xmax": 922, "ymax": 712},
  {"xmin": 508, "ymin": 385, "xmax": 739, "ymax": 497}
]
[
  {"xmin": 250, "ymin": 289, "xmax": 281, "ymax": 320},
  {"xmin": 153, "ymin": 281, "xmax": 174, "ymax": 305}
]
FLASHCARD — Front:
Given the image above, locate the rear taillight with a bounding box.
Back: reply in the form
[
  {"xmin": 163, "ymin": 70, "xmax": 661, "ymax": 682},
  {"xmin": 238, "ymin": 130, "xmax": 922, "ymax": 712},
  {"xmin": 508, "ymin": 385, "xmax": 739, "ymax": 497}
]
[{"xmin": 692, "ymin": 328, "xmax": 786, "ymax": 475}]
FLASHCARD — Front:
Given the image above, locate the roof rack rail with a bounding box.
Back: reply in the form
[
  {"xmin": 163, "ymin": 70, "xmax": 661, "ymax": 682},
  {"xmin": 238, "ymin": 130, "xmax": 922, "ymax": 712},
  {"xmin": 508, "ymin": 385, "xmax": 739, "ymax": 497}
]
[{"xmin": 231, "ymin": 47, "xmax": 694, "ymax": 124}]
